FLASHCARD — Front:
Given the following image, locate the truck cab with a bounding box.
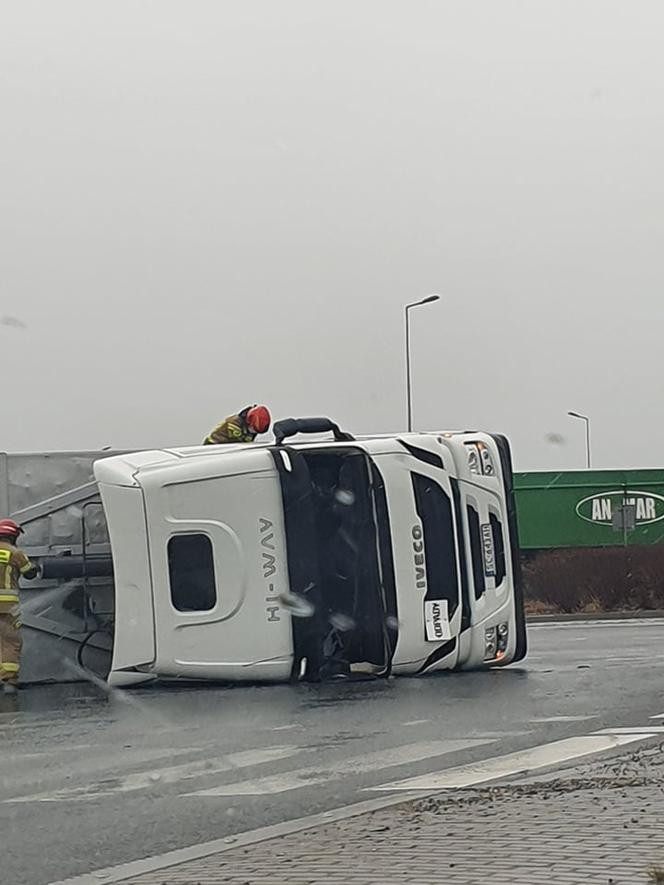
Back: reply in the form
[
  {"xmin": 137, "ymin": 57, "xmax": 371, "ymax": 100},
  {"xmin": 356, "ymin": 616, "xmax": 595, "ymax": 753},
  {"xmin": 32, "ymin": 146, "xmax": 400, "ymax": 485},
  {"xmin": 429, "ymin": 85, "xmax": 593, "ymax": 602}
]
[{"xmin": 96, "ymin": 418, "xmax": 526, "ymax": 687}]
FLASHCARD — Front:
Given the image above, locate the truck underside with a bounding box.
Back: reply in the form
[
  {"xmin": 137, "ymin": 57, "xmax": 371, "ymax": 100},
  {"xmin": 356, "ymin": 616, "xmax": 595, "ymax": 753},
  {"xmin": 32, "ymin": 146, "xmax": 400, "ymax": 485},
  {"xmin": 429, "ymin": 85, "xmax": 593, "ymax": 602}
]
[{"xmin": 1, "ymin": 450, "xmax": 119, "ymax": 683}]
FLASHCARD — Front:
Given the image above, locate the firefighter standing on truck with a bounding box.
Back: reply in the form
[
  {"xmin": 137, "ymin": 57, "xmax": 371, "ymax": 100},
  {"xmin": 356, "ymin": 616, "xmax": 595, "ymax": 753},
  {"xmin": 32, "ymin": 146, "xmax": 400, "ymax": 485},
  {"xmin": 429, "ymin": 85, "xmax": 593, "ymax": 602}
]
[
  {"xmin": 203, "ymin": 405, "xmax": 271, "ymax": 445},
  {"xmin": 0, "ymin": 519, "xmax": 39, "ymax": 694}
]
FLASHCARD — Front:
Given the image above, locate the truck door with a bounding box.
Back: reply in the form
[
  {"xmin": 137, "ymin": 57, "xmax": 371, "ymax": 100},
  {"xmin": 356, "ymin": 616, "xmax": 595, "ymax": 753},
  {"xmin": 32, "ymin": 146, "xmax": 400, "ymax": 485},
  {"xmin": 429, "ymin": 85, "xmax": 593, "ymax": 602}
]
[{"xmin": 143, "ymin": 468, "xmax": 292, "ymax": 679}]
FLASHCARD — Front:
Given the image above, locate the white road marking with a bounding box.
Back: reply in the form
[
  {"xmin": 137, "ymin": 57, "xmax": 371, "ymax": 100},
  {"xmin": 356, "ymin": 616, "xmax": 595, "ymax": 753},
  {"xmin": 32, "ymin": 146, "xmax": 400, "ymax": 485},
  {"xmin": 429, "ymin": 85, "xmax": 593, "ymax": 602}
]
[
  {"xmin": 530, "ymin": 716, "xmax": 596, "ymax": 723},
  {"xmin": 367, "ymin": 733, "xmax": 654, "ymax": 791},
  {"xmin": 185, "ymin": 739, "xmax": 496, "ymax": 797},
  {"xmin": 0, "ymin": 746, "xmax": 211, "ymax": 795},
  {"xmin": 464, "ymin": 731, "xmax": 532, "ymax": 738},
  {"xmin": 650, "ymin": 713, "xmax": 664, "ymax": 720},
  {"xmin": 596, "ymin": 726, "xmax": 664, "ymax": 735},
  {"xmin": 530, "ymin": 619, "xmax": 664, "ymax": 628},
  {"xmin": 528, "ymin": 617, "xmax": 664, "ymax": 631},
  {"xmin": 8, "ymin": 746, "xmax": 302, "ymax": 803},
  {"xmin": 403, "ymin": 719, "xmax": 430, "ymax": 727},
  {"xmin": 602, "ymin": 653, "xmax": 664, "ymax": 661},
  {"xmin": 272, "ymin": 724, "xmax": 301, "ymax": 731},
  {"xmin": 603, "ymin": 660, "xmax": 664, "ymax": 669},
  {"xmin": 6, "ymin": 744, "xmax": 94, "ymax": 759}
]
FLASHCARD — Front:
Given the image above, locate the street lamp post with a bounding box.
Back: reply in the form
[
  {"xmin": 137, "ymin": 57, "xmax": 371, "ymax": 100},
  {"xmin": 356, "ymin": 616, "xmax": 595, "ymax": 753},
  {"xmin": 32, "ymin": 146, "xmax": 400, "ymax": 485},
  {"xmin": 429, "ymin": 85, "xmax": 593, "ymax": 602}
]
[
  {"xmin": 405, "ymin": 294, "xmax": 441, "ymax": 432},
  {"xmin": 567, "ymin": 411, "xmax": 592, "ymax": 469}
]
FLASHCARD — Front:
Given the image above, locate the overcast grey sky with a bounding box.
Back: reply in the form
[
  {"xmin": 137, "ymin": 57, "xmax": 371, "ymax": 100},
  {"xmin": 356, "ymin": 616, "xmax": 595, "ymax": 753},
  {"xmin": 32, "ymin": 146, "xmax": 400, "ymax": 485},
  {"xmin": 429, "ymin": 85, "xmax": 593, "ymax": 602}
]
[{"xmin": 2, "ymin": 1, "xmax": 662, "ymax": 469}]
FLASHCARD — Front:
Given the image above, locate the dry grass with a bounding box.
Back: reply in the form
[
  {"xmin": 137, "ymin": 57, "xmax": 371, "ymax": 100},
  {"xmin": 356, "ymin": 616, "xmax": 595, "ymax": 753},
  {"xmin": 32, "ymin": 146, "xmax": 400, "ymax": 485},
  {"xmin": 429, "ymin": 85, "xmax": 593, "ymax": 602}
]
[
  {"xmin": 523, "ymin": 599, "xmax": 561, "ymax": 615},
  {"xmin": 522, "ymin": 547, "xmax": 664, "ymax": 613},
  {"xmin": 647, "ymin": 865, "xmax": 664, "ymax": 884}
]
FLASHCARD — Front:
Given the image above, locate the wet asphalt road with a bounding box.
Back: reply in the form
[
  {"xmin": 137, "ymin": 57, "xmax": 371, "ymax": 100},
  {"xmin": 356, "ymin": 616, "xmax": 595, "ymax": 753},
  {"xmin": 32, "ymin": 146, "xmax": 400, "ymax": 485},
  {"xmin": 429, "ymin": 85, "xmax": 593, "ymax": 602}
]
[{"xmin": 2, "ymin": 619, "xmax": 664, "ymax": 885}]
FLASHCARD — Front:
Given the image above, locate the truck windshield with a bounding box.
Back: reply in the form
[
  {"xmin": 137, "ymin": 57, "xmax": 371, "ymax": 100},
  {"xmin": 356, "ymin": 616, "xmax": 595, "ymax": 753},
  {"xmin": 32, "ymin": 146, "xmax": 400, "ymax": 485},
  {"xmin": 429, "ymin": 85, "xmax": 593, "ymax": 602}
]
[
  {"xmin": 272, "ymin": 447, "xmax": 397, "ymax": 678},
  {"xmin": 411, "ymin": 472, "xmax": 460, "ymax": 620}
]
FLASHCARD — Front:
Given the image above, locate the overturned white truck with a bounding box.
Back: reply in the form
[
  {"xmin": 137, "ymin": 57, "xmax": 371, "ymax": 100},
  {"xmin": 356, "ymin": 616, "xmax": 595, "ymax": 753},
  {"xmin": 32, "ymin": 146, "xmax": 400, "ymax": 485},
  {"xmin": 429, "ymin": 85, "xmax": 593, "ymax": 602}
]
[{"xmin": 4, "ymin": 418, "xmax": 527, "ymax": 686}]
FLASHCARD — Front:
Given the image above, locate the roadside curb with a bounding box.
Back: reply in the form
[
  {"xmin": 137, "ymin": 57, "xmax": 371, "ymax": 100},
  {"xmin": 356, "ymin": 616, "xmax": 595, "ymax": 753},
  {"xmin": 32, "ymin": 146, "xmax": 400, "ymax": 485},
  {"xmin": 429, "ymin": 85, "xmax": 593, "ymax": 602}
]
[
  {"xmin": 527, "ymin": 610, "xmax": 664, "ymax": 623},
  {"xmin": 47, "ymin": 791, "xmax": 425, "ymax": 885}
]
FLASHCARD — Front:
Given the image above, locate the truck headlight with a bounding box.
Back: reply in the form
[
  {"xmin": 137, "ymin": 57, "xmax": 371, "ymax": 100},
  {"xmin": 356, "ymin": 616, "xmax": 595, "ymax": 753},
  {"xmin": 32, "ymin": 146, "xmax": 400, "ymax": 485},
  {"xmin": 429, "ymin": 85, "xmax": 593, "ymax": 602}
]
[
  {"xmin": 484, "ymin": 626, "xmax": 497, "ymax": 661},
  {"xmin": 478, "ymin": 443, "xmax": 495, "ymax": 476},
  {"xmin": 466, "ymin": 445, "xmax": 481, "ymax": 475},
  {"xmin": 465, "ymin": 442, "xmax": 496, "ymax": 477},
  {"xmin": 484, "ymin": 623, "xmax": 509, "ymax": 662}
]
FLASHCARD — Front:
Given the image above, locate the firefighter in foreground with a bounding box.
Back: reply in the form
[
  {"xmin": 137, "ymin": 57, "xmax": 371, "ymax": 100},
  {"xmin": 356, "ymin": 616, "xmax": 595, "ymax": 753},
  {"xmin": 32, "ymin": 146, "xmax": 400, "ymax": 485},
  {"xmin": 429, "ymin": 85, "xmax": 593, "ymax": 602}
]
[
  {"xmin": 0, "ymin": 519, "xmax": 40, "ymax": 694},
  {"xmin": 203, "ymin": 405, "xmax": 271, "ymax": 445}
]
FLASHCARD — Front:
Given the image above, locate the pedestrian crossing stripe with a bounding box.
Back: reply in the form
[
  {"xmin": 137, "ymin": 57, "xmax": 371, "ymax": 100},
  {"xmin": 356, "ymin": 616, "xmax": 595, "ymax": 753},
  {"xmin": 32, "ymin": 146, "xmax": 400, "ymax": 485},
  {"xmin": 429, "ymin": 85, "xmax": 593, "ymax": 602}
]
[
  {"xmin": 5, "ymin": 724, "xmax": 662, "ymax": 804},
  {"xmin": 184, "ymin": 739, "xmax": 497, "ymax": 797},
  {"xmin": 367, "ymin": 733, "xmax": 655, "ymax": 792}
]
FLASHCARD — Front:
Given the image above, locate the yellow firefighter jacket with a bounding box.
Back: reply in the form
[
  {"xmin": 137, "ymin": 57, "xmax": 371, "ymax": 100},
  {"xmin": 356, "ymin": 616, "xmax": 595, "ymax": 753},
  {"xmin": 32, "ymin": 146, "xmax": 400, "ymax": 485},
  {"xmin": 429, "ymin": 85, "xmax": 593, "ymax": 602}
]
[
  {"xmin": 0, "ymin": 540, "xmax": 38, "ymax": 614},
  {"xmin": 203, "ymin": 413, "xmax": 257, "ymax": 445}
]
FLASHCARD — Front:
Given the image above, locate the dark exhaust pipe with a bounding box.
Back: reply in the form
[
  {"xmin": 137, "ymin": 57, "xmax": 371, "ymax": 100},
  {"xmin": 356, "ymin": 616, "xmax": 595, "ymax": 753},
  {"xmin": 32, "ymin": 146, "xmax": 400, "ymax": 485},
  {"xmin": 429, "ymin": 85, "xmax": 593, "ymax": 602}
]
[{"xmin": 40, "ymin": 555, "xmax": 114, "ymax": 580}]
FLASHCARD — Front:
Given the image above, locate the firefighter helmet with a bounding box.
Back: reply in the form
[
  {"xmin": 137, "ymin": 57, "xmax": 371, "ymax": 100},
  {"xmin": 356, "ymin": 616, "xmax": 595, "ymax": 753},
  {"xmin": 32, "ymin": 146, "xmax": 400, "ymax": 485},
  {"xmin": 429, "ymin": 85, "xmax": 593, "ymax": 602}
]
[
  {"xmin": 0, "ymin": 519, "xmax": 23, "ymax": 538},
  {"xmin": 246, "ymin": 405, "xmax": 271, "ymax": 434}
]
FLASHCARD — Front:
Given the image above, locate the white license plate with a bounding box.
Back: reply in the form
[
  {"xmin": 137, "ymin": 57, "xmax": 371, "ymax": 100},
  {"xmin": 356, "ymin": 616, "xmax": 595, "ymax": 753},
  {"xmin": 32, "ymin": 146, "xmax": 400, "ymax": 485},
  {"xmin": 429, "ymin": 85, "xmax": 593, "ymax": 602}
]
[
  {"xmin": 424, "ymin": 600, "xmax": 452, "ymax": 642},
  {"xmin": 481, "ymin": 523, "xmax": 496, "ymax": 577}
]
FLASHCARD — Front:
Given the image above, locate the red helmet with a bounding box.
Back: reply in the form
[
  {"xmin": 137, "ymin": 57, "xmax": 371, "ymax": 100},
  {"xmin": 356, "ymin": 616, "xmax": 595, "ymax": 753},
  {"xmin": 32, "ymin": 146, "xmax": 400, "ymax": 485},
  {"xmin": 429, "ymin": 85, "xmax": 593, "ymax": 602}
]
[
  {"xmin": 0, "ymin": 519, "xmax": 23, "ymax": 539},
  {"xmin": 246, "ymin": 405, "xmax": 271, "ymax": 434}
]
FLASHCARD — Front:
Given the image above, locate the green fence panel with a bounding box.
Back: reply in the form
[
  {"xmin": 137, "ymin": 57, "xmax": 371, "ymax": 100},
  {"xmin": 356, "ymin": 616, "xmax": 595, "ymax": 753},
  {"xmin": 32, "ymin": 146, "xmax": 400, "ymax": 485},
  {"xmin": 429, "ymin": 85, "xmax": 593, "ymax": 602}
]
[{"xmin": 514, "ymin": 469, "xmax": 664, "ymax": 549}]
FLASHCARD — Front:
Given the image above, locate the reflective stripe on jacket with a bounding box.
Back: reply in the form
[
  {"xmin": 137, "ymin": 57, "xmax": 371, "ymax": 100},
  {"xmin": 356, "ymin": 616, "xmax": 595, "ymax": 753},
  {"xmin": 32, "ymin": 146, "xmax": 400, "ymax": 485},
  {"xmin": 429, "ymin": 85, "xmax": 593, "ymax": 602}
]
[
  {"xmin": 0, "ymin": 541, "xmax": 36, "ymax": 612},
  {"xmin": 203, "ymin": 414, "xmax": 257, "ymax": 445}
]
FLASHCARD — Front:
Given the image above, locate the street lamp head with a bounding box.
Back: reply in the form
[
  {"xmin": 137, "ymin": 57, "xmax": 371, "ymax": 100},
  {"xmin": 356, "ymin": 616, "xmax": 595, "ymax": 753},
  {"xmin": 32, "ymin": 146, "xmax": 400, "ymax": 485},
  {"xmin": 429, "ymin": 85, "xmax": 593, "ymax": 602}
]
[
  {"xmin": 567, "ymin": 411, "xmax": 588, "ymax": 420},
  {"xmin": 407, "ymin": 294, "xmax": 442, "ymax": 310}
]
